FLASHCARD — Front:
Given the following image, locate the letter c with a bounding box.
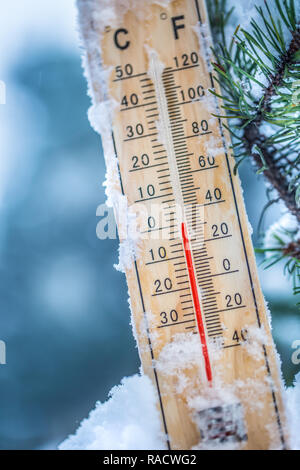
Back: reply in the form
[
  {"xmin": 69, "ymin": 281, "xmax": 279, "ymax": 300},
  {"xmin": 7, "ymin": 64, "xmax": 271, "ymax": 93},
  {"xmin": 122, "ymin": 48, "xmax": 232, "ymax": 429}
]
[{"xmin": 114, "ymin": 28, "xmax": 130, "ymax": 50}]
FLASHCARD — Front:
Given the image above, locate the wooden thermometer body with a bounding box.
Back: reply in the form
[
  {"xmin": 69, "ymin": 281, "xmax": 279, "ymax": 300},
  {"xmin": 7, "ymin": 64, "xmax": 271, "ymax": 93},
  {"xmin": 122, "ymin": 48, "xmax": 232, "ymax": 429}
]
[{"xmin": 78, "ymin": 0, "xmax": 289, "ymax": 450}]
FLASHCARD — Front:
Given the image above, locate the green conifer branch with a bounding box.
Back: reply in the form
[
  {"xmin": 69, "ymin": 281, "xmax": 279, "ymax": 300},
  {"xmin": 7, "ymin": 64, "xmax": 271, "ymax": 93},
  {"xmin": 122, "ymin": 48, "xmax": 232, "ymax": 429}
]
[{"xmin": 208, "ymin": 0, "xmax": 300, "ymax": 300}]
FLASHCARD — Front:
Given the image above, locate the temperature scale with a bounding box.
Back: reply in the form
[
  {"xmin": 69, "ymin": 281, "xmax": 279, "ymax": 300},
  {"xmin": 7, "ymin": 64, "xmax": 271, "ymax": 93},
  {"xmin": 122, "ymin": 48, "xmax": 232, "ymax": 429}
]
[{"xmin": 78, "ymin": 0, "xmax": 289, "ymax": 450}]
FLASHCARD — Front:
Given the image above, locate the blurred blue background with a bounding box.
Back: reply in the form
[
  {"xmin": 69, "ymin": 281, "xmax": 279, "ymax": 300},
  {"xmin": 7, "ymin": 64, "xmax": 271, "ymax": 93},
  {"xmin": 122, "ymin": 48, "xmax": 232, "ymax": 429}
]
[{"xmin": 0, "ymin": 0, "xmax": 299, "ymax": 450}]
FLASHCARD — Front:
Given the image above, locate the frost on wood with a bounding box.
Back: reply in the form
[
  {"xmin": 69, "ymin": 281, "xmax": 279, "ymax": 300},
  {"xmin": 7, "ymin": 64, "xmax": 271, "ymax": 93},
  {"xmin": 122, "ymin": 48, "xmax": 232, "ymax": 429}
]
[
  {"xmin": 76, "ymin": 1, "xmax": 174, "ymax": 270},
  {"xmin": 77, "ymin": 0, "xmax": 143, "ymax": 271},
  {"xmin": 78, "ymin": 0, "xmax": 172, "ymax": 37},
  {"xmin": 154, "ymin": 326, "xmax": 290, "ymax": 449}
]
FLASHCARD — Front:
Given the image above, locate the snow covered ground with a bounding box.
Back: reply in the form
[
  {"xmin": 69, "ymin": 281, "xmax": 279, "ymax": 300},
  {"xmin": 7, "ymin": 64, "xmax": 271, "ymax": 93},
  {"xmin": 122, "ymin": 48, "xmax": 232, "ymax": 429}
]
[
  {"xmin": 60, "ymin": 372, "xmax": 300, "ymax": 450},
  {"xmin": 59, "ymin": 374, "xmax": 166, "ymax": 450}
]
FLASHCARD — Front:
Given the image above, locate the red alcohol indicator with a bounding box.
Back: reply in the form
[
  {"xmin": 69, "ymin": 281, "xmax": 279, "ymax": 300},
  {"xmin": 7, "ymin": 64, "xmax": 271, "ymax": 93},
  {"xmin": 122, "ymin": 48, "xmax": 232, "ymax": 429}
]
[{"xmin": 181, "ymin": 222, "xmax": 212, "ymax": 384}]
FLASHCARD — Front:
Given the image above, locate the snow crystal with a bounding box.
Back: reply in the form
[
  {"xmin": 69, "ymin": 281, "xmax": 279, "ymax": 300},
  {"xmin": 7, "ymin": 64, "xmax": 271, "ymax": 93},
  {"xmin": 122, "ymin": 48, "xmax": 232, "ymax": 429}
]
[
  {"xmin": 77, "ymin": 0, "xmax": 146, "ymax": 271},
  {"xmin": 193, "ymin": 22, "xmax": 213, "ymax": 73},
  {"xmin": 203, "ymin": 135, "xmax": 224, "ymax": 158},
  {"xmin": 77, "ymin": 0, "xmax": 172, "ymax": 37},
  {"xmin": 264, "ymin": 212, "xmax": 298, "ymax": 256},
  {"xmin": 114, "ymin": 238, "xmax": 136, "ymax": 273},
  {"xmin": 240, "ymin": 324, "xmax": 270, "ymax": 361},
  {"xmin": 227, "ymin": 0, "xmax": 295, "ymax": 46},
  {"xmin": 113, "ymin": 198, "xmax": 141, "ymax": 272},
  {"xmin": 155, "ymin": 332, "xmax": 207, "ymax": 394},
  {"xmin": 59, "ymin": 374, "xmax": 166, "ymax": 450}
]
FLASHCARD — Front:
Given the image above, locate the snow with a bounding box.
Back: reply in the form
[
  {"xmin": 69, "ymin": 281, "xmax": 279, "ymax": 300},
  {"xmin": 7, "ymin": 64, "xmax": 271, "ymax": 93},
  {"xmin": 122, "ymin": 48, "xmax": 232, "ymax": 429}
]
[
  {"xmin": 193, "ymin": 22, "xmax": 213, "ymax": 73},
  {"xmin": 59, "ymin": 371, "xmax": 300, "ymax": 450},
  {"xmin": 77, "ymin": 0, "xmax": 143, "ymax": 272},
  {"xmin": 156, "ymin": 332, "xmax": 207, "ymax": 394},
  {"xmin": 77, "ymin": 0, "xmax": 171, "ymax": 40},
  {"xmin": 227, "ymin": 0, "xmax": 296, "ymax": 43},
  {"xmin": 223, "ymin": 0, "xmax": 297, "ymax": 102},
  {"xmin": 59, "ymin": 374, "xmax": 167, "ymax": 450},
  {"xmin": 264, "ymin": 212, "xmax": 299, "ymax": 256}
]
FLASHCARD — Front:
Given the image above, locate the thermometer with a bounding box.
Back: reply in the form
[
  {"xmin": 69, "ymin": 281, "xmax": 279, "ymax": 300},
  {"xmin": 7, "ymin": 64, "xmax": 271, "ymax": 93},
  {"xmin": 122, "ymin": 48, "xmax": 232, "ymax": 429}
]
[{"xmin": 78, "ymin": 0, "xmax": 289, "ymax": 450}]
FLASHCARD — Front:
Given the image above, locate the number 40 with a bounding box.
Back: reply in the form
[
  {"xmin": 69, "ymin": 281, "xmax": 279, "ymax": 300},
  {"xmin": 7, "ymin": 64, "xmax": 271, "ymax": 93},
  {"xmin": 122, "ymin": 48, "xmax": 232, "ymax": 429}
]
[{"xmin": 232, "ymin": 329, "xmax": 248, "ymax": 343}]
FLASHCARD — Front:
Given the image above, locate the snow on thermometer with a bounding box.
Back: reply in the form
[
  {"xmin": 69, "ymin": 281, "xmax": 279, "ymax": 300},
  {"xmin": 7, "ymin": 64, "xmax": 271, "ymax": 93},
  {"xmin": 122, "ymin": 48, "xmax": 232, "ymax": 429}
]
[{"xmin": 78, "ymin": 0, "xmax": 289, "ymax": 450}]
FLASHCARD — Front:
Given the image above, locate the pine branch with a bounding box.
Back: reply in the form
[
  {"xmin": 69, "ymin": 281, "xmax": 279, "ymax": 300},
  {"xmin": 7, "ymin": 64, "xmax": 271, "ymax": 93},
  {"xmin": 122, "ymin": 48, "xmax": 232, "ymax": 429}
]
[
  {"xmin": 244, "ymin": 122, "xmax": 300, "ymax": 224},
  {"xmin": 243, "ymin": 26, "xmax": 300, "ymax": 224},
  {"xmin": 259, "ymin": 27, "xmax": 300, "ymax": 116},
  {"xmin": 208, "ymin": 0, "xmax": 300, "ymax": 301},
  {"xmin": 283, "ymin": 238, "xmax": 300, "ymax": 259},
  {"xmin": 209, "ymin": 0, "xmax": 300, "ymax": 230},
  {"xmin": 244, "ymin": 24, "xmax": 300, "ymax": 224},
  {"xmin": 257, "ymin": 233, "xmax": 300, "ymax": 302}
]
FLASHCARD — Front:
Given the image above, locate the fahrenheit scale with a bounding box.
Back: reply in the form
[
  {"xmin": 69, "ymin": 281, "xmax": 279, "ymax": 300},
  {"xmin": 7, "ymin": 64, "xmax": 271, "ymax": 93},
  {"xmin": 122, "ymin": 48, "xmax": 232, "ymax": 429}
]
[{"xmin": 78, "ymin": 0, "xmax": 289, "ymax": 449}]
